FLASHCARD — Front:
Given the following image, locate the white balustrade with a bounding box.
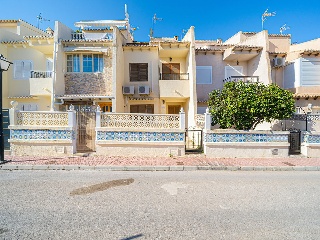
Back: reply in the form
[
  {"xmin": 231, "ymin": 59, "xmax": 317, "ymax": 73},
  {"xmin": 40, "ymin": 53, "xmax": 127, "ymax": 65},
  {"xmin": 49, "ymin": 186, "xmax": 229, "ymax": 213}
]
[
  {"xmin": 101, "ymin": 113, "xmax": 181, "ymax": 129},
  {"xmin": 17, "ymin": 111, "xmax": 69, "ymax": 127}
]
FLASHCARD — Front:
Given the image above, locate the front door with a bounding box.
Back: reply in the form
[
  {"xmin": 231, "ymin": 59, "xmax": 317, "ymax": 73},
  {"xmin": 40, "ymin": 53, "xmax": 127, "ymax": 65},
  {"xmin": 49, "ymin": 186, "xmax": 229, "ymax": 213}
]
[{"xmin": 168, "ymin": 105, "xmax": 181, "ymax": 114}]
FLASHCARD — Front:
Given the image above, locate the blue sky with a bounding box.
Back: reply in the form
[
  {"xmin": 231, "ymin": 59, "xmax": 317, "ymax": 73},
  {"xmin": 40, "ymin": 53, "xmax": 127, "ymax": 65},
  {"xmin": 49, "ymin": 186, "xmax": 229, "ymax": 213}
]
[{"xmin": 1, "ymin": 0, "xmax": 320, "ymax": 43}]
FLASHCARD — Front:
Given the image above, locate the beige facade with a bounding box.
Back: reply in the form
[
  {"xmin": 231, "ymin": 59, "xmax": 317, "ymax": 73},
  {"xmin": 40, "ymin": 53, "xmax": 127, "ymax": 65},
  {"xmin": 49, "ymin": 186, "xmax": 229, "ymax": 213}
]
[
  {"xmin": 2, "ymin": 16, "xmax": 320, "ymax": 132},
  {"xmin": 0, "ymin": 20, "xmax": 53, "ymax": 110}
]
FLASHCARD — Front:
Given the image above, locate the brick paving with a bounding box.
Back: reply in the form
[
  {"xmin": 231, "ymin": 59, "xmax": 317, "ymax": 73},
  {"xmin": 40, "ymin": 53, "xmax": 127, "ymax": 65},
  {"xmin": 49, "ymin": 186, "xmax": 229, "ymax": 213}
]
[{"xmin": 3, "ymin": 154, "xmax": 320, "ymax": 167}]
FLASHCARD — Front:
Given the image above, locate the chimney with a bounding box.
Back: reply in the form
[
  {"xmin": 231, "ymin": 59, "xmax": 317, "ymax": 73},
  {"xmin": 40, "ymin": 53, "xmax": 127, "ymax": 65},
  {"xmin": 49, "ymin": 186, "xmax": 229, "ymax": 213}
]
[{"xmin": 46, "ymin": 27, "xmax": 54, "ymax": 36}]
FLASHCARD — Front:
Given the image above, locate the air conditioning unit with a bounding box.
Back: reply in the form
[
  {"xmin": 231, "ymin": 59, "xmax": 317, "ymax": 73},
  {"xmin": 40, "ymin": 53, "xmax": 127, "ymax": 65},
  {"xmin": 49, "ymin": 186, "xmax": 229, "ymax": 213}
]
[
  {"xmin": 122, "ymin": 86, "xmax": 134, "ymax": 95},
  {"xmin": 138, "ymin": 85, "xmax": 150, "ymax": 95},
  {"xmin": 273, "ymin": 57, "xmax": 285, "ymax": 68}
]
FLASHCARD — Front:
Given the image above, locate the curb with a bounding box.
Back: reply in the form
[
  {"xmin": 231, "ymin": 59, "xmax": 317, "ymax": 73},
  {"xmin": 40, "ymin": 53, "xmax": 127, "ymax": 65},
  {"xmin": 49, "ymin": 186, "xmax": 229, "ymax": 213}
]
[{"xmin": 1, "ymin": 164, "xmax": 320, "ymax": 171}]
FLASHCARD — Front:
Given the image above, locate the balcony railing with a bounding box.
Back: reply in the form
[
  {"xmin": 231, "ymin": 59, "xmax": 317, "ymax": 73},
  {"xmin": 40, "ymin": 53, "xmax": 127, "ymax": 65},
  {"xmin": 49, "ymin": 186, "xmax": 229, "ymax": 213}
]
[
  {"xmin": 71, "ymin": 32, "xmax": 113, "ymax": 40},
  {"xmin": 160, "ymin": 73, "xmax": 189, "ymax": 80},
  {"xmin": 223, "ymin": 76, "xmax": 259, "ymax": 83},
  {"xmin": 31, "ymin": 71, "xmax": 53, "ymax": 78}
]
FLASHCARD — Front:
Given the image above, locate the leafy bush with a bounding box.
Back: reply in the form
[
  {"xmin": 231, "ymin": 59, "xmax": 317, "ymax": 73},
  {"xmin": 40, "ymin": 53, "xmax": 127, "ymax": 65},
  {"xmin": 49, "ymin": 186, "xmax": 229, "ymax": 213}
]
[{"xmin": 208, "ymin": 81, "xmax": 295, "ymax": 130}]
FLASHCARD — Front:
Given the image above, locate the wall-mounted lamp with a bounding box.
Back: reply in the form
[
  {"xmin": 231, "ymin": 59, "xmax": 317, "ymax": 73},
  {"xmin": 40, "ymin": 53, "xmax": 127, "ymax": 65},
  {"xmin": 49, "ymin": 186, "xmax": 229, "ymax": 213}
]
[
  {"xmin": 236, "ymin": 60, "xmax": 239, "ymax": 65},
  {"xmin": 162, "ymin": 100, "xmax": 165, "ymax": 104},
  {"xmin": 169, "ymin": 57, "xmax": 172, "ymax": 62}
]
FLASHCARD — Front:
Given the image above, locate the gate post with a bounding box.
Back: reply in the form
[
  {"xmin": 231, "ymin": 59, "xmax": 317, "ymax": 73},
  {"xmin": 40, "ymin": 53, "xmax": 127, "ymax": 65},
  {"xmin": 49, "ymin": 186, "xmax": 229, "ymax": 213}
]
[
  {"xmin": 204, "ymin": 108, "xmax": 211, "ymax": 130},
  {"xmin": 96, "ymin": 105, "xmax": 101, "ymax": 128},
  {"xmin": 68, "ymin": 106, "xmax": 76, "ymax": 128},
  {"xmin": 68, "ymin": 105, "xmax": 77, "ymax": 153},
  {"xmin": 9, "ymin": 100, "xmax": 19, "ymax": 126},
  {"xmin": 179, "ymin": 107, "xmax": 185, "ymax": 130}
]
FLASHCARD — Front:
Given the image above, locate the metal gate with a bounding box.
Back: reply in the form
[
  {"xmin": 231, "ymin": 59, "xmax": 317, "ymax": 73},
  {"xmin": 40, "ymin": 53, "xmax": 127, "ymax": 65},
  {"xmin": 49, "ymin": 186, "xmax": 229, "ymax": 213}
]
[
  {"xmin": 289, "ymin": 130, "xmax": 301, "ymax": 154},
  {"xmin": 3, "ymin": 109, "xmax": 10, "ymax": 150},
  {"xmin": 185, "ymin": 129, "xmax": 203, "ymax": 152},
  {"xmin": 76, "ymin": 109, "xmax": 96, "ymax": 152}
]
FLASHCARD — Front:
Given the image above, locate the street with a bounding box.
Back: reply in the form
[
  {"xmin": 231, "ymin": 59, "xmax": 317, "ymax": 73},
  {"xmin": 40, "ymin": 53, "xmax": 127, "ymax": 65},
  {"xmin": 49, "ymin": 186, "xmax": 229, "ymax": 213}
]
[{"xmin": 1, "ymin": 170, "xmax": 320, "ymax": 239}]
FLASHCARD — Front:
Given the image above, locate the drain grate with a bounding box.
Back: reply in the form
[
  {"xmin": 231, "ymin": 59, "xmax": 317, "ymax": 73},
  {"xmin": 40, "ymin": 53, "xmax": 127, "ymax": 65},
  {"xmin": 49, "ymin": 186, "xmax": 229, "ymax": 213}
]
[{"xmin": 283, "ymin": 162, "xmax": 295, "ymax": 166}]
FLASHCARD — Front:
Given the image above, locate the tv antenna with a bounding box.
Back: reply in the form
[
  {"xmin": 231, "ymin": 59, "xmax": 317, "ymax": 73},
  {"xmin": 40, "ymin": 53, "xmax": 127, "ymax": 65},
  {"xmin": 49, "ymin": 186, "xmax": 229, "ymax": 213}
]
[
  {"xmin": 280, "ymin": 24, "xmax": 290, "ymax": 34},
  {"xmin": 181, "ymin": 29, "xmax": 187, "ymax": 40},
  {"xmin": 37, "ymin": 13, "xmax": 50, "ymax": 29},
  {"xmin": 261, "ymin": 8, "xmax": 276, "ymax": 30},
  {"xmin": 150, "ymin": 13, "xmax": 162, "ymax": 38},
  {"xmin": 131, "ymin": 26, "xmax": 139, "ymax": 37}
]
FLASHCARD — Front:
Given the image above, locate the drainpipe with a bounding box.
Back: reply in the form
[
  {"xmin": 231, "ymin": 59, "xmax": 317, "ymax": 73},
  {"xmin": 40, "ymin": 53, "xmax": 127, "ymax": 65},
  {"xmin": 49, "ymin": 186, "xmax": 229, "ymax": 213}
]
[{"xmin": 51, "ymin": 36, "xmax": 58, "ymax": 111}]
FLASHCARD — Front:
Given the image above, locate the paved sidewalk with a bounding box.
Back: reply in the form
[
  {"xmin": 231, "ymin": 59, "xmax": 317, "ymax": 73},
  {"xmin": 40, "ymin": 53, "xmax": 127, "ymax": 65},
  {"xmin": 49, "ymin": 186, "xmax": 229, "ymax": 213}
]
[{"xmin": 1, "ymin": 153, "xmax": 320, "ymax": 171}]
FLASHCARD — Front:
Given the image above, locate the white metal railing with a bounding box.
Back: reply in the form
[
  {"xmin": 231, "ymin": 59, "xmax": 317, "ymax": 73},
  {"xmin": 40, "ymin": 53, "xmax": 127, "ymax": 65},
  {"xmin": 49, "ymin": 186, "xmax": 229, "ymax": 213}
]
[
  {"xmin": 31, "ymin": 71, "xmax": 53, "ymax": 78},
  {"xmin": 71, "ymin": 32, "xmax": 113, "ymax": 40},
  {"xmin": 100, "ymin": 113, "xmax": 181, "ymax": 129},
  {"xmin": 223, "ymin": 76, "xmax": 259, "ymax": 83},
  {"xmin": 17, "ymin": 111, "xmax": 69, "ymax": 126}
]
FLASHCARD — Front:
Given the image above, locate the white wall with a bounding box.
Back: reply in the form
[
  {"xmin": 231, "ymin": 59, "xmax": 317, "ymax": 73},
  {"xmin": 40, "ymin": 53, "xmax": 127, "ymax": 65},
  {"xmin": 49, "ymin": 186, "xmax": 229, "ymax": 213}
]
[{"xmin": 283, "ymin": 62, "xmax": 297, "ymax": 89}]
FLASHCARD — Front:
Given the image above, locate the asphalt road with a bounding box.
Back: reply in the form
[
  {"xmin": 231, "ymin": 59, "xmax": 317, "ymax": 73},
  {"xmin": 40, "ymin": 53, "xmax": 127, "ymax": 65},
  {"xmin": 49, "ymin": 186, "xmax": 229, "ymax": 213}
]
[{"xmin": 1, "ymin": 170, "xmax": 320, "ymax": 240}]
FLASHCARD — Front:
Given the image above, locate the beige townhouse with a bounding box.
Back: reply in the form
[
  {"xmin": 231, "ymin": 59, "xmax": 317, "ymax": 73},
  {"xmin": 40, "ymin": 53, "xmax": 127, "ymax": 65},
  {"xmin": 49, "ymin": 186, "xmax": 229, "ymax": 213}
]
[
  {"xmin": 195, "ymin": 30, "xmax": 320, "ymax": 115},
  {"xmin": 0, "ymin": 19, "xmax": 53, "ymax": 111}
]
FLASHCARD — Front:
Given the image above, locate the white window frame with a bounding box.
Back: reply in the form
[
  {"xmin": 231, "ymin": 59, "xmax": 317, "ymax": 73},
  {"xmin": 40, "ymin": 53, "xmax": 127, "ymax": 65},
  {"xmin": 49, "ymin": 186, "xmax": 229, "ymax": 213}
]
[
  {"xmin": 196, "ymin": 66, "xmax": 212, "ymax": 84},
  {"xmin": 13, "ymin": 60, "xmax": 33, "ymax": 80},
  {"xmin": 66, "ymin": 54, "xmax": 104, "ymax": 73}
]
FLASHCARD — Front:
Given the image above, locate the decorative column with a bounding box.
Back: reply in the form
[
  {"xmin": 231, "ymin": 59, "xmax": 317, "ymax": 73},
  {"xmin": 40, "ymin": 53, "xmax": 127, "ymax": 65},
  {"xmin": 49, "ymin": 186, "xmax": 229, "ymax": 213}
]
[
  {"xmin": 179, "ymin": 107, "xmax": 185, "ymax": 130},
  {"xmin": 9, "ymin": 101, "xmax": 19, "ymax": 126},
  {"xmin": 204, "ymin": 108, "xmax": 211, "ymax": 130}
]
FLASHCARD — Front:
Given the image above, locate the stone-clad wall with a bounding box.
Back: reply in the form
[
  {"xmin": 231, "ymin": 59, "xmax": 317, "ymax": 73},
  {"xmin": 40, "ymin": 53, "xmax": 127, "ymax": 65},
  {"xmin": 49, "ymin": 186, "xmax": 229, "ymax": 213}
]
[{"xmin": 65, "ymin": 56, "xmax": 113, "ymax": 95}]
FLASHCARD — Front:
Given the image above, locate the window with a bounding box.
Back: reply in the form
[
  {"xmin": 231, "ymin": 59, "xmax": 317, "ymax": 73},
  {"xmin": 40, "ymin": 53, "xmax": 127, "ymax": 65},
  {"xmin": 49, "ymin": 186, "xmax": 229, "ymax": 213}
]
[
  {"xmin": 130, "ymin": 104, "xmax": 154, "ymax": 113},
  {"xmin": 13, "ymin": 60, "xmax": 33, "ymax": 79},
  {"xmin": 66, "ymin": 54, "xmax": 103, "ymax": 72},
  {"xmin": 130, "ymin": 63, "xmax": 148, "ymax": 82},
  {"xmin": 67, "ymin": 54, "xmax": 80, "ymax": 72},
  {"xmin": 46, "ymin": 59, "xmax": 53, "ymax": 71},
  {"xmin": 196, "ymin": 66, "xmax": 212, "ymax": 84},
  {"xmin": 17, "ymin": 103, "xmax": 38, "ymax": 111},
  {"xmin": 83, "ymin": 54, "xmax": 93, "ymax": 72},
  {"xmin": 93, "ymin": 54, "xmax": 104, "ymax": 72}
]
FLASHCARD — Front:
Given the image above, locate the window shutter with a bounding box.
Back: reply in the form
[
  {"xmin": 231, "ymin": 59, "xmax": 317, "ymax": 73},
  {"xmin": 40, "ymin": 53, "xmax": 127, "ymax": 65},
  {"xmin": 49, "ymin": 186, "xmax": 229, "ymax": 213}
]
[
  {"xmin": 225, "ymin": 66, "xmax": 243, "ymax": 79},
  {"xmin": 196, "ymin": 66, "xmax": 212, "ymax": 84},
  {"xmin": 130, "ymin": 63, "xmax": 148, "ymax": 82},
  {"xmin": 22, "ymin": 61, "xmax": 33, "ymax": 78},
  {"xmin": 14, "ymin": 61, "xmax": 23, "ymax": 79}
]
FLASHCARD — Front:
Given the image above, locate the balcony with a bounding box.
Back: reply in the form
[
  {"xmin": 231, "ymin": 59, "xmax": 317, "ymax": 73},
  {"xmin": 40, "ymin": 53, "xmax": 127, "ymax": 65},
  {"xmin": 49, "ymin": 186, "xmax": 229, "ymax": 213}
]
[
  {"xmin": 160, "ymin": 73, "xmax": 189, "ymax": 80},
  {"xmin": 30, "ymin": 71, "xmax": 53, "ymax": 96},
  {"xmin": 159, "ymin": 79, "xmax": 190, "ymax": 98},
  {"xmin": 223, "ymin": 76, "xmax": 259, "ymax": 83},
  {"xmin": 223, "ymin": 46, "xmax": 262, "ymax": 61}
]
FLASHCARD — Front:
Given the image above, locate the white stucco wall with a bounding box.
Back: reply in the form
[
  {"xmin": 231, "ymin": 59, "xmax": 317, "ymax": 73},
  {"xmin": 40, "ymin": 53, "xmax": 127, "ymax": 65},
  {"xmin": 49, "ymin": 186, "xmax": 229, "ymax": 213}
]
[
  {"xmin": 113, "ymin": 27, "xmax": 126, "ymax": 112},
  {"xmin": 268, "ymin": 36, "xmax": 291, "ymax": 53},
  {"xmin": 54, "ymin": 21, "xmax": 73, "ymax": 97}
]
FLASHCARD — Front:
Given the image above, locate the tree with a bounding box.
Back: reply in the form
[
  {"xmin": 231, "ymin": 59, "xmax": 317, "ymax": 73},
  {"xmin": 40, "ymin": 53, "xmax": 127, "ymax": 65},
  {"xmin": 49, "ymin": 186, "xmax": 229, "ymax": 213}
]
[{"xmin": 207, "ymin": 81, "xmax": 295, "ymax": 130}]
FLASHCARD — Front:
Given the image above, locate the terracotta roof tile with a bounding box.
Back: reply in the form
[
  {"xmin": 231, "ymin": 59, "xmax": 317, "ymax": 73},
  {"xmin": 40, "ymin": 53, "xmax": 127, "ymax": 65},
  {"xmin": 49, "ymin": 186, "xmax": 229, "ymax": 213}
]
[
  {"xmin": 293, "ymin": 93, "xmax": 320, "ymax": 99},
  {"xmin": 1, "ymin": 40, "xmax": 28, "ymax": 44}
]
